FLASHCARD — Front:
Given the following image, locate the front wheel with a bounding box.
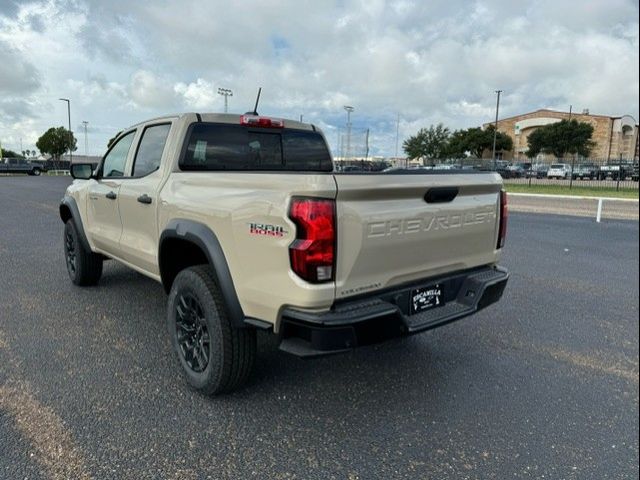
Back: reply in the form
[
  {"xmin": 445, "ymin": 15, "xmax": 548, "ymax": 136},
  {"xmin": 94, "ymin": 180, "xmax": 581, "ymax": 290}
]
[
  {"xmin": 64, "ymin": 220, "xmax": 103, "ymax": 286},
  {"xmin": 167, "ymin": 265, "xmax": 256, "ymax": 395}
]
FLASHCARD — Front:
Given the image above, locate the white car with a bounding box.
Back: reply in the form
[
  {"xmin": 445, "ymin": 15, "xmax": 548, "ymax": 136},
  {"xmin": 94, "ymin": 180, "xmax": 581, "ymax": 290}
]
[{"xmin": 547, "ymin": 163, "xmax": 572, "ymax": 179}]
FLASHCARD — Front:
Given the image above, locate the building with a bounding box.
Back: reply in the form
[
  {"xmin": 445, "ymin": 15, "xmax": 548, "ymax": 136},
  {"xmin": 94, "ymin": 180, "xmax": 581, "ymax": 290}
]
[{"xmin": 483, "ymin": 109, "xmax": 639, "ymax": 161}]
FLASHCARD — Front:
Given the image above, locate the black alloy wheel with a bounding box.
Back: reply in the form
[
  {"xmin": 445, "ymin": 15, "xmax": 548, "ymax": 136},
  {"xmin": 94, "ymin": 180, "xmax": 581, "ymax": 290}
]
[
  {"xmin": 65, "ymin": 227, "xmax": 77, "ymax": 276},
  {"xmin": 175, "ymin": 293, "xmax": 210, "ymax": 373}
]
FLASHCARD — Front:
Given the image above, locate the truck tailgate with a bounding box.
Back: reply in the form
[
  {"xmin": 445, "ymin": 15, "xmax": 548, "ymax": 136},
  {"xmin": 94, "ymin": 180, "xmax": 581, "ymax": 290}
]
[{"xmin": 333, "ymin": 173, "xmax": 502, "ymax": 299}]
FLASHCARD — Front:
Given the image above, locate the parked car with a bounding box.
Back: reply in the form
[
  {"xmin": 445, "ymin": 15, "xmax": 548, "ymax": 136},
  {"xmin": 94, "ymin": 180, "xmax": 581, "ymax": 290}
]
[
  {"xmin": 506, "ymin": 162, "xmax": 531, "ymax": 178},
  {"xmin": 528, "ymin": 164, "xmax": 549, "ymax": 179},
  {"xmin": 60, "ymin": 112, "xmax": 509, "ymax": 394},
  {"xmin": 572, "ymin": 163, "xmax": 598, "ymax": 180},
  {"xmin": 547, "ymin": 163, "xmax": 572, "ymax": 179},
  {"xmin": 598, "ymin": 161, "xmax": 636, "ymax": 181},
  {"xmin": 494, "ymin": 160, "xmax": 512, "ymax": 178},
  {"xmin": 0, "ymin": 158, "xmax": 46, "ymax": 176}
]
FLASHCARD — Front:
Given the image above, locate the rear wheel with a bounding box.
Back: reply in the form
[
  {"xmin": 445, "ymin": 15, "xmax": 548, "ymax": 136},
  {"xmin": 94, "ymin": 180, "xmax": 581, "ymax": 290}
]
[
  {"xmin": 167, "ymin": 265, "xmax": 256, "ymax": 395},
  {"xmin": 32, "ymin": 168, "xmax": 41, "ymax": 176},
  {"xmin": 64, "ymin": 220, "xmax": 103, "ymax": 286}
]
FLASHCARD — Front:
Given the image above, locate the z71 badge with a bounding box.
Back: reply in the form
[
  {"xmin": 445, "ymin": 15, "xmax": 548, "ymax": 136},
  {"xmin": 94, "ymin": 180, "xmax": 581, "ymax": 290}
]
[{"xmin": 248, "ymin": 222, "xmax": 288, "ymax": 237}]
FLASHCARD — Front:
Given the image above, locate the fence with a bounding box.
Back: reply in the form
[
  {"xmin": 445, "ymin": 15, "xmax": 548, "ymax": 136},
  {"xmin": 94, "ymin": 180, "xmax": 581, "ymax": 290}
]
[
  {"xmin": 369, "ymin": 157, "xmax": 639, "ymax": 191},
  {"xmin": 496, "ymin": 157, "xmax": 639, "ymax": 191},
  {"xmin": 334, "ymin": 127, "xmax": 371, "ymax": 161}
]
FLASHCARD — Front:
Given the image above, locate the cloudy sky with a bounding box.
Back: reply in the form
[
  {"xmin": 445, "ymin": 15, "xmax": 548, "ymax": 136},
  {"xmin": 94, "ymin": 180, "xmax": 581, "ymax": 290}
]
[{"xmin": 1, "ymin": 0, "xmax": 638, "ymax": 157}]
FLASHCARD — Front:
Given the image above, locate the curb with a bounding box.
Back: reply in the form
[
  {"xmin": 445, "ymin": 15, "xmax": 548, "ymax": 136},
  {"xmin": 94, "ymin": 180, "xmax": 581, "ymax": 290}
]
[{"xmin": 507, "ymin": 192, "xmax": 639, "ymax": 203}]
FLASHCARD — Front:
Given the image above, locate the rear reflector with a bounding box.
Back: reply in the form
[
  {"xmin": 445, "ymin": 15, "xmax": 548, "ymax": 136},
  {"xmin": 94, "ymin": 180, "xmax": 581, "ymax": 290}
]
[
  {"xmin": 497, "ymin": 190, "xmax": 508, "ymax": 249},
  {"xmin": 288, "ymin": 197, "xmax": 336, "ymax": 283},
  {"xmin": 240, "ymin": 114, "xmax": 284, "ymax": 128}
]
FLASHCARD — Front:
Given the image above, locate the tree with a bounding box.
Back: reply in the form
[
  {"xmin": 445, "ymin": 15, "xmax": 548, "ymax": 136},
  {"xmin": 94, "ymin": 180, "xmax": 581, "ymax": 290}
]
[
  {"xmin": 1, "ymin": 149, "xmax": 25, "ymax": 158},
  {"xmin": 36, "ymin": 127, "xmax": 77, "ymax": 162},
  {"xmin": 526, "ymin": 120, "xmax": 595, "ymax": 159},
  {"xmin": 446, "ymin": 126, "xmax": 513, "ymax": 158},
  {"xmin": 403, "ymin": 124, "xmax": 451, "ymax": 164}
]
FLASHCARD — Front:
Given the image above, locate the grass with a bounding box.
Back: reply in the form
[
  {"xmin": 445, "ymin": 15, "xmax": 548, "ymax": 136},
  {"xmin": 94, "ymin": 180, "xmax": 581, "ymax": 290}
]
[{"xmin": 505, "ymin": 183, "xmax": 639, "ymax": 199}]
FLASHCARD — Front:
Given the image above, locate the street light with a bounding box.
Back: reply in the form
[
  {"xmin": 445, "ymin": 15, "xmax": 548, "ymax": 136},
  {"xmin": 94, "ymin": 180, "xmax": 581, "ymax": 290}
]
[
  {"xmin": 491, "ymin": 90, "xmax": 502, "ymax": 170},
  {"xmin": 82, "ymin": 121, "xmax": 89, "ymax": 157},
  {"xmin": 344, "ymin": 105, "xmax": 354, "ymax": 160},
  {"xmin": 59, "ymin": 98, "xmax": 72, "ymax": 164},
  {"xmin": 217, "ymin": 88, "xmax": 233, "ymax": 113}
]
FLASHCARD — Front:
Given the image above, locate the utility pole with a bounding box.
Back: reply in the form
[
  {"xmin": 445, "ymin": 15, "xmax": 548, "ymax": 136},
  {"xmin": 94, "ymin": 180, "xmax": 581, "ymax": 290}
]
[
  {"xmin": 491, "ymin": 90, "xmax": 502, "ymax": 170},
  {"xmin": 82, "ymin": 121, "xmax": 89, "ymax": 157},
  {"xmin": 59, "ymin": 98, "xmax": 72, "ymax": 164},
  {"xmin": 395, "ymin": 112, "xmax": 400, "ymax": 160},
  {"xmin": 568, "ymin": 104, "xmax": 572, "ymax": 121},
  {"xmin": 344, "ymin": 105, "xmax": 354, "ymax": 160},
  {"xmin": 217, "ymin": 88, "xmax": 233, "ymax": 113}
]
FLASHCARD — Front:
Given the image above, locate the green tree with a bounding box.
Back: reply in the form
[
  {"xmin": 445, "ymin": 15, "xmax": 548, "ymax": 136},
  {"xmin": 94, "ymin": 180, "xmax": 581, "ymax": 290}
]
[
  {"xmin": 403, "ymin": 124, "xmax": 451, "ymax": 164},
  {"xmin": 526, "ymin": 120, "xmax": 595, "ymax": 159},
  {"xmin": 36, "ymin": 127, "xmax": 77, "ymax": 161},
  {"xmin": 446, "ymin": 126, "xmax": 513, "ymax": 158},
  {"xmin": 1, "ymin": 149, "xmax": 25, "ymax": 158}
]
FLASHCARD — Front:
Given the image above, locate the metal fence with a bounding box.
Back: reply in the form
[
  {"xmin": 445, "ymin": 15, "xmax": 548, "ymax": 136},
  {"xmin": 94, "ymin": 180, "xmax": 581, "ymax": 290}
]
[
  {"xmin": 374, "ymin": 157, "xmax": 640, "ymax": 191},
  {"xmin": 495, "ymin": 157, "xmax": 639, "ymax": 190},
  {"xmin": 334, "ymin": 127, "xmax": 371, "ymax": 161}
]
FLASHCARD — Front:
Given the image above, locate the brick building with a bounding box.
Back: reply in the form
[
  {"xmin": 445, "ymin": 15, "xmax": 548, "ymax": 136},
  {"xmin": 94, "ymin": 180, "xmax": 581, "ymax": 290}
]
[{"xmin": 483, "ymin": 109, "xmax": 639, "ymax": 161}]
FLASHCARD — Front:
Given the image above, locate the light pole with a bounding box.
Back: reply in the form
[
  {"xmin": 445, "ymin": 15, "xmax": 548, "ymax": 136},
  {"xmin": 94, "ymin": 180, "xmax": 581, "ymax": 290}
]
[
  {"xmin": 491, "ymin": 90, "xmax": 502, "ymax": 170},
  {"xmin": 344, "ymin": 105, "xmax": 354, "ymax": 160},
  {"xmin": 59, "ymin": 98, "xmax": 72, "ymax": 164},
  {"xmin": 395, "ymin": 112, "xmax": 400, "ymax": 160},
  {"xmin": 82, "ymin": 121, "xmax": 89, "ymax": 157},
  {"xmin": 217, "ymin": 88, "xmax": 233, "ymax": 113}
]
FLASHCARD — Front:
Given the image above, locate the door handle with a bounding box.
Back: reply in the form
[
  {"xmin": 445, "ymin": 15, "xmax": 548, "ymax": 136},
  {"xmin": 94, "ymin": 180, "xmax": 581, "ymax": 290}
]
[
  {"xmin": 105, "ymin": 191, "xmax": 117, "ymax": 200},
  {"xmin": 137, "ymin": 194, "xmax": 152, "ymax": 205},
  {"xmin": 424, "ymin": 187, "xmax": 459, "ymax": 203}
]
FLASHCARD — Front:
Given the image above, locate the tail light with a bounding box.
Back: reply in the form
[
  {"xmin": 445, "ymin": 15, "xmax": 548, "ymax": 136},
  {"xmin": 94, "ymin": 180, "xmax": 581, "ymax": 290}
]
[
  {"xmin": 240, "ymin": 115, "xmax": 284, "ymax": 128},
  {"xmin": 497, "ymin": 190, "xmax": 508, "ymax": 249},
  {"xmin": 288, "ymin": 197, "xmax": 336, "ymax": 283}
]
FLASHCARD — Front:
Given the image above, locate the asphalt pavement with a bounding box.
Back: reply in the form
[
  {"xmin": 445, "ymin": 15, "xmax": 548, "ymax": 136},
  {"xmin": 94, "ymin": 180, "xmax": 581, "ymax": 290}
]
[{"xmin": 1, "ymin": 176, "xmax": 638, "ymax": 479}]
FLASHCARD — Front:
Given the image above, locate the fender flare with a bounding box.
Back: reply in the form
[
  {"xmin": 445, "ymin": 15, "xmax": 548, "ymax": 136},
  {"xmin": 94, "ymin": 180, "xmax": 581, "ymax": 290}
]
[
  {"xmin": 159, "ymin": 219, "xmax": 245, "ymax": 329},
  {"xmin": 59, "ymin": 196, "xmax": 91, "ymax": 252}
]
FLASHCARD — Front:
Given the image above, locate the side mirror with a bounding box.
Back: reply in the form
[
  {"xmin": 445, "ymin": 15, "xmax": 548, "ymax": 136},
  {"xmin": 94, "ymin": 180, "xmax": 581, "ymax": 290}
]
[{"xmin": 70, "ymin": 163, "xmax": 94, "ymax": 180}]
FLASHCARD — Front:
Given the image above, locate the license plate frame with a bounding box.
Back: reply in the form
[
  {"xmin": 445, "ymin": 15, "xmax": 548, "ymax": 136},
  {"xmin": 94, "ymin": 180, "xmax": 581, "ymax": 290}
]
[{"xmin": 409, "ymin": 284, "xmax": 444, "ymax": 315}]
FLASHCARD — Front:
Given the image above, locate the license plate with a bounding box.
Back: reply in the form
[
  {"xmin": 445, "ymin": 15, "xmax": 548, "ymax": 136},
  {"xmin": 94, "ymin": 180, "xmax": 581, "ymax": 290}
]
[{"xmin": 410, "ymin": 284, "xmax": 443, "ymax": 315}]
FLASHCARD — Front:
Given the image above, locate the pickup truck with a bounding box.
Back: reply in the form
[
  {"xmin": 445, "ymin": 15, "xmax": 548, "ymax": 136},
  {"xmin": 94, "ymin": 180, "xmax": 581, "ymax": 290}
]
[
  {"xmin": 0, "ymin": 158, "xmax": 45, "ymax": 175},
  {"xmin": 572, "ymin": 163, "xmax": 598, "ymax": 180},
  {"xmin": 598, "ymin": 161, "xmax": 636, "ymax": 181},
  {"xmin": 60, "ymin": 113, "xmax": 509, "ymax": 394}
]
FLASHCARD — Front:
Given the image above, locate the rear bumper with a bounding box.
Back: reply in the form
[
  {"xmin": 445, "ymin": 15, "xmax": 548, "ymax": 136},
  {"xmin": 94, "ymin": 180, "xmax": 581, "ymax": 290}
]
[{"xmin": 279, "ymin": 265, "xmax": 509, "ymax": 357}]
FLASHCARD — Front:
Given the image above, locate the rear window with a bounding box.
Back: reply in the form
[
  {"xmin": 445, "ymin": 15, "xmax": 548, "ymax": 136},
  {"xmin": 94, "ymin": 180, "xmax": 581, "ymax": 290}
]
[{"xmin": 180, "ymin": 123, "xmax": 333, "ymax": 172}]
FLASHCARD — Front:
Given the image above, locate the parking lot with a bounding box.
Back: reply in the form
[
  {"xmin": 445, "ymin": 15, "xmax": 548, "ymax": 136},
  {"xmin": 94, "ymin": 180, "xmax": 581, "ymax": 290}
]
[{"xmin": 1, "ymin": 176, "xmax": 638, "ymax": 479}]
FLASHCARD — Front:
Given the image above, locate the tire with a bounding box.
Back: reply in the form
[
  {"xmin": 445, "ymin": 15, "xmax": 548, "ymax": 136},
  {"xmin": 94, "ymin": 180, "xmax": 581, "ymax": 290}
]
[
  {"xmin": 64, "ymin": 220, "xmax": 103, "ymax": 286},
  {"xmin": 33, "ymin": 168, "xmax": 41, "ymax": 176},
  {"xmin": 167, "ymin": 265, "xmax": 256, "ymax": 395}
]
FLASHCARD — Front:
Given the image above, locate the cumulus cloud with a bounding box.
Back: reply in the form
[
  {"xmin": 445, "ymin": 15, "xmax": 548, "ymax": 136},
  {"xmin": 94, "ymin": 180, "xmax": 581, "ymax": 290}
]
[
  {"xmin": 128, "ymin": 70, "xmax": 177, "ymax": 109},
  {"xmin": 174, "ymin": 79, "xmax": 217, "ymax": 109}
]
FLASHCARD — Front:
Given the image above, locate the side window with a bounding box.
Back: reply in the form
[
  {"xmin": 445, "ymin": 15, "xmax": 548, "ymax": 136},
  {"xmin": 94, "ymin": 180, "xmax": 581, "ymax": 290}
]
[
  {"xmin": 133, "ymin": 124, "xmax": 172, "ymax": 177},
  {"xmin": 103, "ymin": 131, "xmax": 135, "ymax": 178}
]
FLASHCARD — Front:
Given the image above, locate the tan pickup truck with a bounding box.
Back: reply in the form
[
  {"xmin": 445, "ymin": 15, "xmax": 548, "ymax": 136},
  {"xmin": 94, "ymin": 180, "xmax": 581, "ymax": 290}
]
[{"xmin": 60, "ymin": 113, "xmax": 509, "ymax": 394}]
